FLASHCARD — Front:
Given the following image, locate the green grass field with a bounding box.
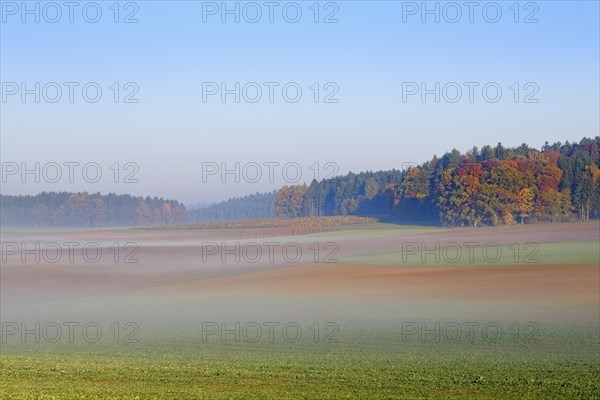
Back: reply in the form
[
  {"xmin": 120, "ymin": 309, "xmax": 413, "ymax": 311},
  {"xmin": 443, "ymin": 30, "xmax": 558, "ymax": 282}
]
[
  {"xmin": 342, "ymin": 241, "xmax": 600, "ymax": 266},
  {"xmin": 2, "ymin": 321, "xmax": 599, "ymax": 399}
]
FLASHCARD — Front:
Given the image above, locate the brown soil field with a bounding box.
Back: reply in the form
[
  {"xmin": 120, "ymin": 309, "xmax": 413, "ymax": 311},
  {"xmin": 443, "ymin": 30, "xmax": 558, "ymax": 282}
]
[
  {"xmin": 133, "ymin": 263, "xmax": 599, "ymax": 302},
  {"xmin": 130, "ymin": 262, "xmax": 600, "ymax": 323}
]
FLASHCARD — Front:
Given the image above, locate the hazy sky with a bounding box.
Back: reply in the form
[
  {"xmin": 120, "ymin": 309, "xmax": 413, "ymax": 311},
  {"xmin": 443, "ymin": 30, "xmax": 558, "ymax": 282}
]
[{"xmin": 1, "ymin": 0, "xmax": 598, "ymax": 204}]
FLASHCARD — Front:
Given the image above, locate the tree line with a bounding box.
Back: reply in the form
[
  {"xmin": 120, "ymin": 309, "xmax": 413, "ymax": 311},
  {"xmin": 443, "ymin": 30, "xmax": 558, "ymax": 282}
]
[
  {"xmin": 188, "ymin": 191, "xmax": 275, "ymax": 222},
  {"xmin": 274, "ymin": 137, "xmax": 600, "ymax": 226},
  {"xmin": 0, "ymin": 192, "xmax": 187, "ymax": 227},
  {"xmin": 1, "ymin": 191, "xmax": 274, "ymax": 228},
  {"xmin": 3, "ymin": 137, "xmax": 598, "ymax": 228}
]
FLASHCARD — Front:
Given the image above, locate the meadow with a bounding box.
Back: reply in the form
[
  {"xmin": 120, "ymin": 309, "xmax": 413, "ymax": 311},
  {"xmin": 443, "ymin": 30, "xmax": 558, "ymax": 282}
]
[{"xmin": 1, "ymin": 221, "xmax": 598, "ymax": 399}]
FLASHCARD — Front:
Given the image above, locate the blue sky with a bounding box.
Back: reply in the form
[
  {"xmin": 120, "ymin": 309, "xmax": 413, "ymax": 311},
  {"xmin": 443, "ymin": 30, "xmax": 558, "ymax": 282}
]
[{"xmin": 1, "ymin": 1, "xmax": 599, "ymax": 203}]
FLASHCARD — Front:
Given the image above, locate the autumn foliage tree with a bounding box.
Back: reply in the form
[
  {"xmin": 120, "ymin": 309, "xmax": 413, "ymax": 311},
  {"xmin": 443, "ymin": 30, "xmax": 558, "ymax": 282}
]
[
  {"xmin": 273, "ymin": 184, "xmax": 307, "ymax": 217},
  {"xmin": 267, "ymin": 137, "xmax": 598, "ymax": 226}
]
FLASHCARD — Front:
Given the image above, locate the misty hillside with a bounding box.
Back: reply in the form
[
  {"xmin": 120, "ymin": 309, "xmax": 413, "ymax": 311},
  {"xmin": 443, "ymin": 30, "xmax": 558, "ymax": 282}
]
[{"xmin": 188, "ymin": 191, "xmax": 275, "ymax": 223}]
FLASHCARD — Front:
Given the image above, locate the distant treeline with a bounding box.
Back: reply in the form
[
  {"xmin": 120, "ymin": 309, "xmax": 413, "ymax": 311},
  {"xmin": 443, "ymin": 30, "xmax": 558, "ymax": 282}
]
[
  {"xmin": 188, "ymin": 191, "xmax": 275, "ymax": 222},
  {"xmin": 274, "ymin": 137, "xmax": 600, "ymax": 226},
  {"xmin": 4, "ymin": 138, "xmax": 599, "ymax": 228},
  {"xmin": 0, "ymin": 192, "xmax": 187, "ymax": 227}
]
